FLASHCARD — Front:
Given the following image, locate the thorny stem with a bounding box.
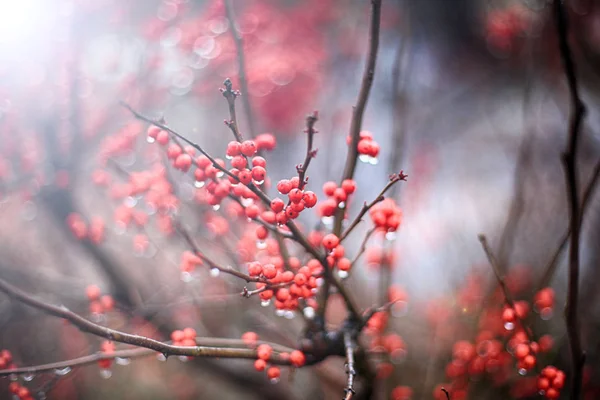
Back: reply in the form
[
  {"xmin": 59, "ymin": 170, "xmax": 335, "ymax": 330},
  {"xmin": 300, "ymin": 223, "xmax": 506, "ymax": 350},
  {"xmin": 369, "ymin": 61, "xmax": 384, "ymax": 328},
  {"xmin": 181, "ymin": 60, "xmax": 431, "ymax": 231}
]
[
  {"xmin": 343, "ymin": 332, "xmax": 357, "ymax": 400},
  {"xmin": 478, "ymin": 235, "xmax": 534, "ymax": 343},
  {"xmin": 224, "ymin": 0, "xmax": 256, "ymax": 139},
  {"xmin": 554, "ymin": 1, "xmax": 587, "ymax": 397},
  {"xmin": 0, "ymin": 277, "xmax": 292, "ymax": 364},
  {"xmin": 332, "ymin": 0, "xmax": 382, "ymax": 237},
  {"xmin": 340, "ymin": 172, "xmax": 407, "ymax": 242}
]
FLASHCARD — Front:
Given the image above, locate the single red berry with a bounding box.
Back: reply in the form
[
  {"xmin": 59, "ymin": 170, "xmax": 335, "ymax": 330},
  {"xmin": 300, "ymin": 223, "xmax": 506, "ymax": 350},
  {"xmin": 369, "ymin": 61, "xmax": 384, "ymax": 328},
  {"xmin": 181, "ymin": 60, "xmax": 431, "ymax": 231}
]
[
  {"xmin": 241, "ymin": 140, "xmax": 257, "ymax": 156},
  {"xmin": 277, "ymin": 180, "xmax": 292, "ymax": 195},
  {"xmin": 174, "ymin": 154, "xmax": 192, "ymax": 172},
  {"xmin": 156, "ymin": 130, "xmax": 170, "ymax": 145},
  {"xmin": 226, "ymin": 141, "xmax": 241, "ymax": 157},
  {"xmin": 288, "ymin": 188, "xmax": 303, "ymax": 203},
  {"xmin": 322, "ymin": 233, "xmax": 340, "ymax": 250},
  {"xmin": 252, "ymin": 156, "xmax": 266, "ymax": 167},
  {"xmin": 231, "ymin": 155, "xmax": 247, "ymax": 170},
  {"xmin": 323, "ymin": 181, "xmax": 337, "ymax": 196},
  {"xmin": 254, "ymin": 358, "xmax": 267, "ymax": 371},
  {"xmin": 341, "ymin": 179, "xmax": 356, "ymax": 194},
  {"xmin": 256, "ymin": 225, "xmax": 268, "ymax": 240},
  {"xmin": 270, "ymin": 198, "xmax": 285, "ymax": 213},
  {"xmin": 86, "ymin": 284, "xmax": 101, "ymax": 301},
  {"xmin": 266, "ymin": 366, "xmax": 281, "ymax": 380},
  {"xmin": 251, "ymin": 166, "xmax": 266, "ymax": 182},
  {"xmin": 290, "ymin": 350, "xmax": 306, "ymax": 367},
  {"xmin": 257, "ymin": 344, "xmax": 273, "ymax": 360},
  {"xmin": 238, "ymin": 169, "xmax": 253, "ymax": 185},
  {"xmin": 302, "ymin": 191, "xmax": 317, "ymax": 208},
  {"xmin": 263, "ymin": 264, "xmax": 277, "ymax": 279}
]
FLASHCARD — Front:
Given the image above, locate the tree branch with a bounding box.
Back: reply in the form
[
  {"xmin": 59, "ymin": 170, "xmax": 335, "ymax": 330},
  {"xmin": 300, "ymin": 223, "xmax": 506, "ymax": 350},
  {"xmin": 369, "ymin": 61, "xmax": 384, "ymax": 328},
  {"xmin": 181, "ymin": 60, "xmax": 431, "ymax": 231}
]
[
  {"xmin": 0, "ymin": 277, "xmax": 291, "ymax": 364},
  {"xmin": 224, "ymin": 0, "xmax": 256, "ymax": 139},
  {"xmin": 343, "ymin": 332, "xmax": 357, "ymax": 400},
  {"xmin": 333, "ymin": 0, "xmax": 382, "ymax": 237},
  {"xmin": 553, "ymin": 1, "xmax": 587, "ymax": 397}
]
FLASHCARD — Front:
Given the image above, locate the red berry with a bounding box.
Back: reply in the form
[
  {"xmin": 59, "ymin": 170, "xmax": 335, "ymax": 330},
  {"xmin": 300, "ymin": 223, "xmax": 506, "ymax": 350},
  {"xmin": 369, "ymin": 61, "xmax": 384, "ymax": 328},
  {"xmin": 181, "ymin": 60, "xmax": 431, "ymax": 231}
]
[
  {"xmin": 322, "ymin": 233, "xmax": 340, "ymax": 250},
  {"xmin": 277, "ymin": 180, "xmax": 292, "ymax": 195},
  {"xmin": 241, "ymin": 140, "xmax": 257, "ymax": 156},
  {"xmin": 231, "ymin": 155, "xmax": 247, "ymax": 170},
  {"xmin": 288, "ymin": 188, "xmax": 303, "ymax": 203},
  {"xmin": 263, "ymin": 264, "xmax": 277, "ymax": 279},
  {"xmin": 302, "ymin": 191, "xmax": 317, "ymax": 208},
  {"xmin": 266, "ymin": 366, "xmax": 280, "ymax": 380},
  {"xmin": 238, "ymin": 169, "xmax": 253, "ymax": 185},
  {"xmin": 252, "ymin": 156, "xmax": 266, "ymax": 167},
  {"xmin": 290, "ymin": 350, "xmax": 306, "ymax": 367},
  {"xmin": 341, "ymin": 179, "xmax": 356, "ymax": 194},
  {"xmin": 270, "ymin": 198, "xmax": 285, "ymax": 213},
  {"xmin": 323, "ymin": 181, "xmax": 337, "ymax": 196},
  {"xmin": 86, "ymin": 284, "xmax": 101, "ymax": 301},
  {"xmin": 257, "ymin": 344, "xmax": 273, "ymax": 360},
  {"xmin": 226, "ymin": 141, "xmax": 241, "ymax": 157},
  {"xmin": 254, "ymin": 358, "xmax": 267, "ymax": 371},
  {"xmin": 174, "ymin": 154, "xmax": 192, "ymax": 172},
  {"xmin": 251, "ymin": 166, "xmax": 266, "ymax": 182}
]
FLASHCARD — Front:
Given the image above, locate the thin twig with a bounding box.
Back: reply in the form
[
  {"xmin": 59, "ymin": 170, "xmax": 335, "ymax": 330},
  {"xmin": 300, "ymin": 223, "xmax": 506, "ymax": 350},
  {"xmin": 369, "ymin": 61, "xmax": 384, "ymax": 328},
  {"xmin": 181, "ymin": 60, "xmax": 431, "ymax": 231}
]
[
  {"xmin": 554, "ymin": 1, "xmax": 587, "ymax": 397},
  {"xmin": 340, "ymin": 172, "xmax": 407, "ymax": 242},
  {"xmin": 441, "ymin": 388, "xmax": 451, "ymax": 400},
  {"xmin": 343, "ymin": 332, "xmax": 357, "ymax": 400},
  {"xmin": 224, "ymin": 0, "xmax": 256, "ymax": 139},
  {"xmin": 297, "ymin": 111, "xmax": 319, "ymax": 190},
  {"xmin": 0, "ymin": 277, "xmax": 291, "ymax": 364},
  {"xmin": 173, "ymin": 220, "xmax": 266, "ymax": 283},
  {"xmin": 537, "ymin": 158, "xmax": 600, "ymax": 290},
  {"xmin": 350, "ymin": 228, "xmax": 376, "ymax": 268},
  {"xmin": 332, "ymin": 0, "xmax": 382, "ymax": 237},
  {"xmin": 478, "ymin": 234, "xmax": 534, "ymax": 343},
  {"xmin": 220, "ymin": 78, "xmax": 244, "ymax": 142}
]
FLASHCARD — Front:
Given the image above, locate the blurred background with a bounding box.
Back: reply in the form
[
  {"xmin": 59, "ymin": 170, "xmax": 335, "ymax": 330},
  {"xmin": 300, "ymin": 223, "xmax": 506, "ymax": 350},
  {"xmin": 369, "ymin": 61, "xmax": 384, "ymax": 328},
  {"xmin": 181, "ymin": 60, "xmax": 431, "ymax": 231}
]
[{"xmin": 1, "ymin": 0, "xmax": 600, "ymax": 399}]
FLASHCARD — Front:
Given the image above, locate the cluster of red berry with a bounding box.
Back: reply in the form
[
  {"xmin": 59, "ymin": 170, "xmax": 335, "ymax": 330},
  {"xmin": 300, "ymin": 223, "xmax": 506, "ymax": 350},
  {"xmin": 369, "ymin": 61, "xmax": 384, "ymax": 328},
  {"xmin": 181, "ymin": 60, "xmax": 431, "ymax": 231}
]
[
  {"xmin": 318, "ymin": 179, "xmax": 356, "ymax": 218},
  {"xmin": 369, "ymin": 198, "xmax": 402, "ymax": 234},
  {"xmin": 85, "ymin": 285, "xmax": 115, "ymax": 315},
  {"xmin": 241, "ymin": 332, "xmax": 305, "ymax": 383},
  {"xmin": 97, "ymin": 341, "xmax": 115, "ymax": 370}
]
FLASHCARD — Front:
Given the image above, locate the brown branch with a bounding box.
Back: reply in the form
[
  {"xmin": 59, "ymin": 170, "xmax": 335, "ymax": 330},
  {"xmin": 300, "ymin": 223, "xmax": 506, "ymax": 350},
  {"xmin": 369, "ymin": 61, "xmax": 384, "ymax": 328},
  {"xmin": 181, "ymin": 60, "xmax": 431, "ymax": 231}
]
[
  {"xmin": 351, "ymin": 228, "xmax": 376, "ymax": 268},
  {"xmin": 297, "ymin": 111, "xmax": 319, "ymax": 190},
  {"xmin": 478, "ymin": 234, "xmax": 534, "ymax": 343},
  {"xmin": 554, "ymin": 1, "xmax": 587, "ymax": 397},
  {"xmin": 332, "ymin": 0, "xmax": 382, "ymax": 237},
  {"xmin": 343, "ymin": 332, "xmax": 357, "ymax": 400},
  {"xmin": 0, "ymin": 347, "xmax": 155, "ymax": 377},
  {"xmin": 224, "ymin": 0, "xmax": 256, "ymax": 139},
  {"xmin": 220, "ymin": 78, "xmax": 244, "ymax": 142},
  {"xmin": 0, "ymin": 277, "xmax": 291, "ymax": 365},
  {"xmin": 340, "ymin": 172, "xmax": 407, "ymax": 242},
  {"xmin": 173, "ymin": 220, "xmax": 266, "ymax": 283},
  {"xmin": 537, "ymin": 159, "xmax": 600, "ymax": 290}
]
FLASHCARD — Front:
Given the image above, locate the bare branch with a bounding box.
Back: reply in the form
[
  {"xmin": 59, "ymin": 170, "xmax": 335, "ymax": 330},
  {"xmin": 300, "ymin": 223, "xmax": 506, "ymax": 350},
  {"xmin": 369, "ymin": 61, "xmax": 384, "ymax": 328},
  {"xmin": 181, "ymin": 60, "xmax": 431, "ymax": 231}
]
[
  {"xmin": 224, "ymin": 0, "xmax": 256, "ymax": 139},
  {"xmin": 343, "ymin": 332, "xmax": 357, "ymax": 400},
  {"xmin": 333, "ymin": 0, "xmax": 382, "ymax": 237},
  {"xmin": 0, "ymin": 277, "xmax": 292, "ymax": 364},
  {"xmin": 553, "ymin": 0, "xmax": 587, "ymax": 397},
  {"xmin": 340, "ymin": 171, "xmax": 407, "ymax": 242}
]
